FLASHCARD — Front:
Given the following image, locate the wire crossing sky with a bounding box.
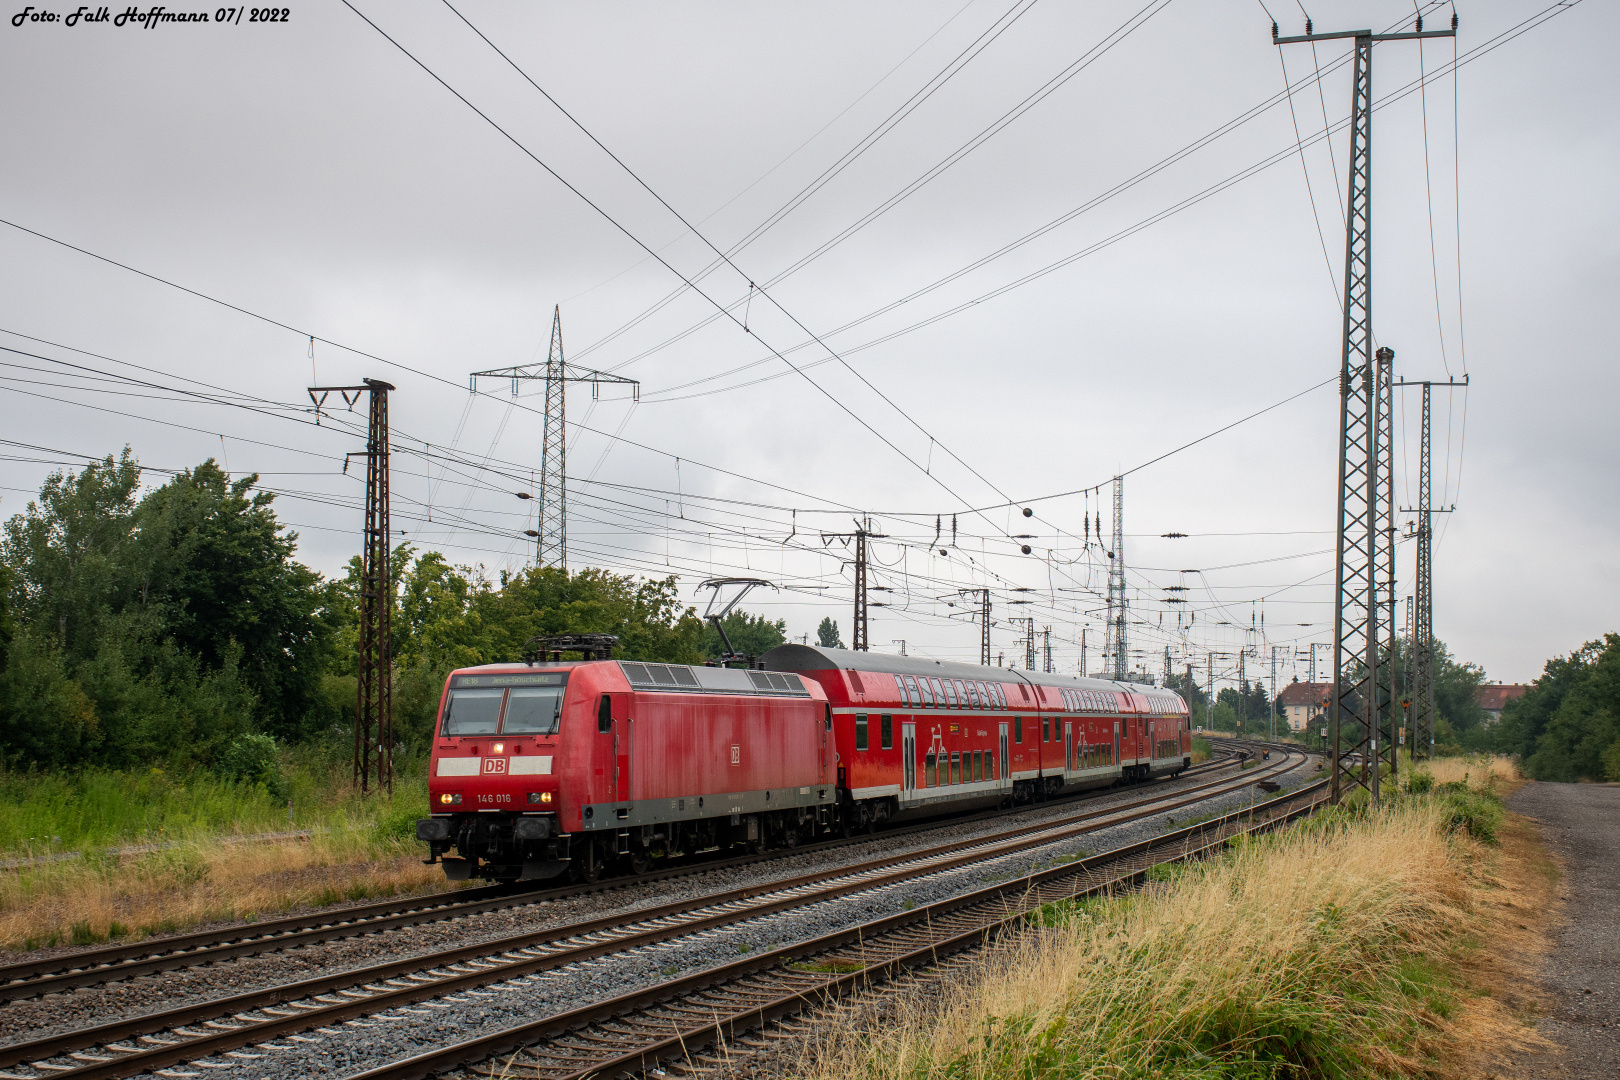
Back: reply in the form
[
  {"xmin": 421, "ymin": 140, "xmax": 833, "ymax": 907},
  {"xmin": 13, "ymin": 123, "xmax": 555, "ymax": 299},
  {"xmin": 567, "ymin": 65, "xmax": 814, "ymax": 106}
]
[{"xmin": 0, "ymin": 0, "xmax": 1613, "ymax": 684}]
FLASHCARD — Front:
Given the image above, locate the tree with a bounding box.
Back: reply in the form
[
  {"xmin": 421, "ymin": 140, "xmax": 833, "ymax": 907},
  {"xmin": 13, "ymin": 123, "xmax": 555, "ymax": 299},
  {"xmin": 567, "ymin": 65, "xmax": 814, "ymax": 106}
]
[
  {"xmin": 701, "ymin": 610, "xmax": 786, "ymax": 660},
  {"xmin": 0, "ymin": 454, "xmax": 328, "ymax": 766},
  {"xmin": 816, "ymin": 617, "xmax": 844, "ymax": 649},
  {"xmin": 1495, "ymin": 634, "xmax": 1620, "ymax": 782}
]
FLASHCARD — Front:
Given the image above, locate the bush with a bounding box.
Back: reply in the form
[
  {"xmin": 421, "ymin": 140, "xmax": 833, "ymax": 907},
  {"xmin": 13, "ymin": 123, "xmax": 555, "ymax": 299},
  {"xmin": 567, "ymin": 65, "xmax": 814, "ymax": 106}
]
[
  {"xmin": 1406, "ymin": 771, "xmax": 1435, "ymax": 795},
  {"xmin": 217, "ymin": 733, "xmax": 288, "ymax": 802},
  {"xmin": 1434, "ymin": 781, "xmax": 1503, "ymax": 844}
]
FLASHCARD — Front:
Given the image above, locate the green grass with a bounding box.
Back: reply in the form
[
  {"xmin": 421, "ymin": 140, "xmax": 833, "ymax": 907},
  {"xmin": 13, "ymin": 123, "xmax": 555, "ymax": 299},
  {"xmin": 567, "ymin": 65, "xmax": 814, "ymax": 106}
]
[{"xmin": 0, "ymin": 753, "xmax": 428, "ymax": 859}]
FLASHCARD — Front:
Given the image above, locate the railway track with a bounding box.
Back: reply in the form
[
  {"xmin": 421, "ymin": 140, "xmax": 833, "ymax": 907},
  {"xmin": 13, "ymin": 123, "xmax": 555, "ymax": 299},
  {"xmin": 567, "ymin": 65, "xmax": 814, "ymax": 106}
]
[
  {"xmin": 380, "ymin": 775, "xmax": 1330, "ymax": 1080},
  {"xmin": 0, "ymin": 751, "xmax": 1243, "ymax": 1001},
  {"xmin": 0, "ymin": 750, "xmax": 1299, "ymax": 1080}
]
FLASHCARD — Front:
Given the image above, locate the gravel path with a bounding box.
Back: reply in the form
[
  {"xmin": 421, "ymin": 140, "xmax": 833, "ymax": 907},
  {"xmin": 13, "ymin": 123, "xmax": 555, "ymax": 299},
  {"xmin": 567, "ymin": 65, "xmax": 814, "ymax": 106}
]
[
  {"xmin": 1505, "ymin": 781, "xmax": 1620, "ymax": 1079},
  {"xmin": 0, "ymin": 754, "xmax": 1315, "ymax": 1080}
]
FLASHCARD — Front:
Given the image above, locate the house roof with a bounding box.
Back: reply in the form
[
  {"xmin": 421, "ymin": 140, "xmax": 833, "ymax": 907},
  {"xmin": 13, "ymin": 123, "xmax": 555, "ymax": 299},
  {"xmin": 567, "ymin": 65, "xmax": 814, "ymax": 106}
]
[
  {"xmin": 1276, "ymin": 681, "xmax": 1332, "ymax": 708},
  {"xmin": 1476, "ymin": 684, "xmax": 1529, "ymax": 712}
]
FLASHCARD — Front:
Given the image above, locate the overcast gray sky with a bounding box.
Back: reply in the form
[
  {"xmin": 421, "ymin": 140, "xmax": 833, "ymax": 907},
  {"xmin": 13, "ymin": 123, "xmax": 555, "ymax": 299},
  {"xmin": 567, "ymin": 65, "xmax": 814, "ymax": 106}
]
[{"xmin": 2, "ymin": 0, "xmax": 1614, "ymax": 690}]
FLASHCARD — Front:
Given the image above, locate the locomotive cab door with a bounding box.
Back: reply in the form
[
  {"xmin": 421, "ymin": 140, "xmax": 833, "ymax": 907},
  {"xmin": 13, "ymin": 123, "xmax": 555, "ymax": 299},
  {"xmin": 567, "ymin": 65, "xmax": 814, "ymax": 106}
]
[{"xmin": 901, "ymin": 723, "xmax": 916, "ymax": 800}]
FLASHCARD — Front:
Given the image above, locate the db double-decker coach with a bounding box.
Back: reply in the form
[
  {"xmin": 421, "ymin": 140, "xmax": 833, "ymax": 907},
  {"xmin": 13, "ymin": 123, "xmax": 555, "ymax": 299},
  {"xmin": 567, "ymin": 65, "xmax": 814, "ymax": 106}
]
[{"xmin": 761, "ymin": 644, "xmax": 1191, "ymax": 832}]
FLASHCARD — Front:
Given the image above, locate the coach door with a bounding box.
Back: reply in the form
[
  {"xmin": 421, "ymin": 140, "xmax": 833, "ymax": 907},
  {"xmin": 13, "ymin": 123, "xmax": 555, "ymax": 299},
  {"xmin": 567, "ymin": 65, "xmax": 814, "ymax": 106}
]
[
  {"xmin": 1114, "ymin": 721, "xmax": 1121, "ymax": 768},
  {"xmin": 1064, "ymin": 722, "xmax": 1074, "ymax": 776},
  {"xmin": 999, "ymin": 723, "xmax": 1010, "ymax": 794},
  {"xmin": 901, "ymin": 723, "xmax": 916, "ymax": 801}
]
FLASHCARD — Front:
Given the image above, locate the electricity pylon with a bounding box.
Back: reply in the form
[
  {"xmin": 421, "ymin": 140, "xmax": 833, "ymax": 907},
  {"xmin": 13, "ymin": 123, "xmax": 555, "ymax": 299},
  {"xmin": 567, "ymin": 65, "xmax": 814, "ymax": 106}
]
[
  {"xmin": 471, "ymin": 307, "xmax": 639, "ymax": 570},
  {"xmin": 1275, "ymin": 13, "xmax": 1455, "ymax": 805}
]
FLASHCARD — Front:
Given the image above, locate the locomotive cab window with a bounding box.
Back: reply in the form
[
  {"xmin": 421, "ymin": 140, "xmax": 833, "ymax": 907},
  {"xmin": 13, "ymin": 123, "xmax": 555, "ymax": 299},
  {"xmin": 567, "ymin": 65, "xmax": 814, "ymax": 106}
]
[
  {"xmin": 597, "ymin": 694, "xmax": 612, "ymax": 733},
  {"xmin": 440, "ymin": 687, "xmax": 504, "ymax": 736},
  {"xmin": 855, "ymin": 714, "xmax": 869, "ymax": 751},
  {"xmin": 880, "ymin": 713, "xmax": 893, "ymax": 750},
  {"xmin": 505, "ymin": 685, "xmax": 566, "ymax": 735}
]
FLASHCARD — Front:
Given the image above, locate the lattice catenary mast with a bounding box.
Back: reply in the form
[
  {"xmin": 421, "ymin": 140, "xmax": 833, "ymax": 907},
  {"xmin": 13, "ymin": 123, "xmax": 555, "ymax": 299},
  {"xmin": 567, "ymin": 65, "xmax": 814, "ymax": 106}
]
[
  {"xmin": 1274, "ymin": 12, "xmax": 1455, "ymax": 805},
  {"xmin": 307, "ymin": 378, "xmax": 395, "ymax": 795},
  {"xmin": 1107, "ymin": 475, "xmax": 1127, "ymax": 680}
]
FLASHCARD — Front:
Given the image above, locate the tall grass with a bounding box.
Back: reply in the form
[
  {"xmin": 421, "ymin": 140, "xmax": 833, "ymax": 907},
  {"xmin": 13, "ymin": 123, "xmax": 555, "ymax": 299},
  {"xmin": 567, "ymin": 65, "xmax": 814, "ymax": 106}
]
[
  {"xmin": 0, "ymin": 756, "xmax": 449, "ymax": 951},
  {"xmin": 805, "ymin": 795, "xmax": 1526, "ymax": 1080}
]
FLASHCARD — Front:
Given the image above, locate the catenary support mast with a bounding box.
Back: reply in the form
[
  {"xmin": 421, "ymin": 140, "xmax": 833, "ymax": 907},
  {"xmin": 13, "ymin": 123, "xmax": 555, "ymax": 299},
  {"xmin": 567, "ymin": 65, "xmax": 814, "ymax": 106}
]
[
  {"xmin": 1275, "ymin": 13, "xmax": 1454, "ymax": 804},
  {"xmin": 308, "ymin": 379, "xmax": 395, "ymax": 795}
]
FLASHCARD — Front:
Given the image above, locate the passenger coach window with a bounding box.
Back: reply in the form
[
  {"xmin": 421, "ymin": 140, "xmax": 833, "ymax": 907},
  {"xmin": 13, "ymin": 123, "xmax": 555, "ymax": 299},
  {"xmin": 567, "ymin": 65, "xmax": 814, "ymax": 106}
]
[
  {"xmin": 926, "ymin": 751, "xmax": 937, "ymax": 786},
  {"xmin": 950, "ymin": 752, "xmax": 961, "ymax": 784},
  {"xmin": 881, "ymin": 714, "xmax": 893, "ymax": 750},
  {"xmin": 944, "ymin": 681, "xmax": 959, "ymax": 707},
  {"xmin": 904, "ymin": 675, "xmax": 921, "ymax": 704},
  {"xmin": 505, "ymin": 685, "xmax": 566, "ymax": 735},
  {"xmin": 440, "ymin": 687, "xmax": 504, "ymax": 736},
  {"xmin": 597, "ymin": 694, "xmax": 612, "ymax": 733},
  {"xmin": 855, "ymin": 714, "xmax": 869, "ymax": 751},
  {"xmin": 1043, "ymin": 716, "xmax": 1051, "ymax": 742},
  {"xmin": 1014, "ymin": 716, "xmax": 1023, "ymax": 743}
]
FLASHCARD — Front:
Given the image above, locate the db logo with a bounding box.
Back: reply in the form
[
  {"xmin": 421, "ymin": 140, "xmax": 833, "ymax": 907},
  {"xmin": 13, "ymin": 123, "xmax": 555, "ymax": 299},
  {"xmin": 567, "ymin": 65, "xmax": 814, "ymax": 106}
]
[
  {"xmin": 730, "ymin": 745, "xmax": 741, "ymax": 765},
  {"xmin": 482, "ymin": 758, "xmax": 507, "ymax": 774}
]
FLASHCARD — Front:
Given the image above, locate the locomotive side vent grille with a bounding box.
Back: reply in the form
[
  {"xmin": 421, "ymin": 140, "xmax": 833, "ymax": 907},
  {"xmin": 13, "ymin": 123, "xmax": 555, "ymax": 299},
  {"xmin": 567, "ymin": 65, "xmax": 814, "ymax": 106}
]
[{"xmin": 620, "ymin": 662, "xmax": 808, "ymax": 697}]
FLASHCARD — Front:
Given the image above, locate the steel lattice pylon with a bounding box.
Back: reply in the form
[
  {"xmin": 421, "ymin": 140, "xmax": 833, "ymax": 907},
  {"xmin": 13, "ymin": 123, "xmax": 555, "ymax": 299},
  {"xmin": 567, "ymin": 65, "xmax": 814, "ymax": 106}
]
[
  {"xmin": 1413, "ymin": 382, "xmax": 1436, "ymax": 759},
  {"xmin": 1275, "ymin": 16, "xmax": 1454, "ymax": 804},
  {"xmin": 1108, "ymin": 475, "xmax": 1127, "ymax": 680},
  {"xmin": 1395, "ymin": 373, "xmax": 1465, "ymax": 761},
  {"xmin": 470, "ymin": 307, "xmax": 639, "ymax": 570}
]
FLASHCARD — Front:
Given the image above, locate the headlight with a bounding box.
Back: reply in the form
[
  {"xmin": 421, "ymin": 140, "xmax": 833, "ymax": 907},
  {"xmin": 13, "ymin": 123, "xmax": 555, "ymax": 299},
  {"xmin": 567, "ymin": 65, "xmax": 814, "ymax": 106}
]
[
  {"xmin": 438, "ymin": 793, "xmax": 462, "ymax": 805},
  {"xmin": 528, "ymin": 791, "xmax": 553, "ymax": 804}
]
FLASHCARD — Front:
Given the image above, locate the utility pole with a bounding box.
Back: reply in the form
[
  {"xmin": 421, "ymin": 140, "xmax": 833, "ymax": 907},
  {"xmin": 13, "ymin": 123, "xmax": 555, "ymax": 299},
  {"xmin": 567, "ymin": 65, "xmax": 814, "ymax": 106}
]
[
  {"xmin": 1009, "ymin": 617, "xmax": 1035, "ymax": 669},
  {"xmin": 822, "ymin": 519, "xmax": 887, "ymax": 651},
  {"xmin": 958, "ymin": 588, "xmax": 992, "ymax": 666},
  {"xmin": 892, "ymin": 639, "xmax": 908, "ymax": 657},
  {"xmin": 1079, "ymin": 627, "xmax": 1087, "ymax": 677},
  {"xmin": 1107, "ymin": 475, "xmax": 1127, "ymax": 679},
  {"xmin": 1270, "ymin": 645, "xmax": 1281, "ymax": 741},
  {"xmin": 1042, "ymin": 627, "xmax": 1053, "ymax": 673},
  {"xmin": 471, "ymin": 307, "xmax": 640, "ymax": 569},
  {"xmin": 1396, "ymin": 374, "xmax": 1465, "ymax": 762},
  {"xmin": 1275, "ymin": 11, "xmax": 1454, "ymax": 805},
  {"xmin": 1206, "ymin": 652, "xmax": 1214, "ymax": 727},
  {"xmin": 308, "ymin": 379, "xmax": 396, "ymax": 795},
  {"xmin": 1163, "ymin": 645, "xmax": 1171, "ymax": 689}
]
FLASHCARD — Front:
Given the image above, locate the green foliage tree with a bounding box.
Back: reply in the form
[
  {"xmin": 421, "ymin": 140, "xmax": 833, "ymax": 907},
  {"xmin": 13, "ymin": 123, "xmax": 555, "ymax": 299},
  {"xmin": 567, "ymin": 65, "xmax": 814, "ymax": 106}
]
[
  {"xmin": 1495, "ymin": 634, "xmax": 1620, "ymax": 782},
  {"xmin": 0, "ymin": 454, "xmax": 329, "ymax": 767},
  {"xmin": 700, "ymin": 609, "xmax": 786, "ymax": 660},
  {"xmin": 816, "ymin": 617, "xmax": 843, "ymax": 649}
]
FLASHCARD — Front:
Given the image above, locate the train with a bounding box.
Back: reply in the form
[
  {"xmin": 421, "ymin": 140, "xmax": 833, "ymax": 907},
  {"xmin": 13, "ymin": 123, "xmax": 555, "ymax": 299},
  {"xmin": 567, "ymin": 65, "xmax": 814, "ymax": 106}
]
[{"xmin": 415, "ymin": 641, "xmax": 1191, "ymax": 883}]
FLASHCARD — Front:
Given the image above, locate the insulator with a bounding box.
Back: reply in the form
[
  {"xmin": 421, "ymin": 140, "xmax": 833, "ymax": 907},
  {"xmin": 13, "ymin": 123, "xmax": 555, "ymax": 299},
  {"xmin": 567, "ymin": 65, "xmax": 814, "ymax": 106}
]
[
  {"xmin": 1451, "ymin": 13, "xmax": 1458, "ymax": 29},
  {"xmin": 1305, "ymin": 18, "xmax": 1312, "ymax": 33},
  {"xmin": 1021, "ymin": 545, "xmax": 1032, "ymax": 555},
  {"xmin": 1022, "ymin": 507, "xmax": 1033, "ymax": 517},
  {"xmin": 1271, "ymin": 20, "xmax": 1278, "ymax": 38},
  {"xmin": 1416, "ymin": 16, "xmax": 1423, "ymax": 30}
]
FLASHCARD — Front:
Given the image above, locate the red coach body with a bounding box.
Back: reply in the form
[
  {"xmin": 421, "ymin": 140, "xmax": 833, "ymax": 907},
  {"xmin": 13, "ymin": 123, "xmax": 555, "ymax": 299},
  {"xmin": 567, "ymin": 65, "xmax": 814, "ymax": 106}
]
[{"xmin": 762, "ymin": 645, "xmax": 1190, "ymax": 830}]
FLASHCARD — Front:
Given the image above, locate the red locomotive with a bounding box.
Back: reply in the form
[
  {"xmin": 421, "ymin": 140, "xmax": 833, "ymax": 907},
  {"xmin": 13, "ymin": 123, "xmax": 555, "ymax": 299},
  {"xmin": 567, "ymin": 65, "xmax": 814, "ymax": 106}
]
[{"xmin": 417, "ymin": 638, "xmax": 1188, "ymax": 882}]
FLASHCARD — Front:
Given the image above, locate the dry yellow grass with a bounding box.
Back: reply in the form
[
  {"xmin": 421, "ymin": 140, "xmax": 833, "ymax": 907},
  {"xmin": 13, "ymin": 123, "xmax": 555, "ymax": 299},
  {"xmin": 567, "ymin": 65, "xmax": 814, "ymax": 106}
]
[
  {"xmin": 1418, "ymin": 754, "xmax": 1520, "ymax": 790},
  {"xmin": 802, "ymin": 797, "xmax": 1535, "ymax": 1080},
  {"xmin": 0, "ymin": 830, "xmax": 450, "ymax": 951}
]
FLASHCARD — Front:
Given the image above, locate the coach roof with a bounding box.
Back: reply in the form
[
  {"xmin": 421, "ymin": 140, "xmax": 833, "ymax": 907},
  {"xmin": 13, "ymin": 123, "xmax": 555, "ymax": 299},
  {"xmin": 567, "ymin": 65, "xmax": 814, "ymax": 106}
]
[{"xmin": 760, "ymin": 644, "xmax": 1182, "ymax": 704}]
